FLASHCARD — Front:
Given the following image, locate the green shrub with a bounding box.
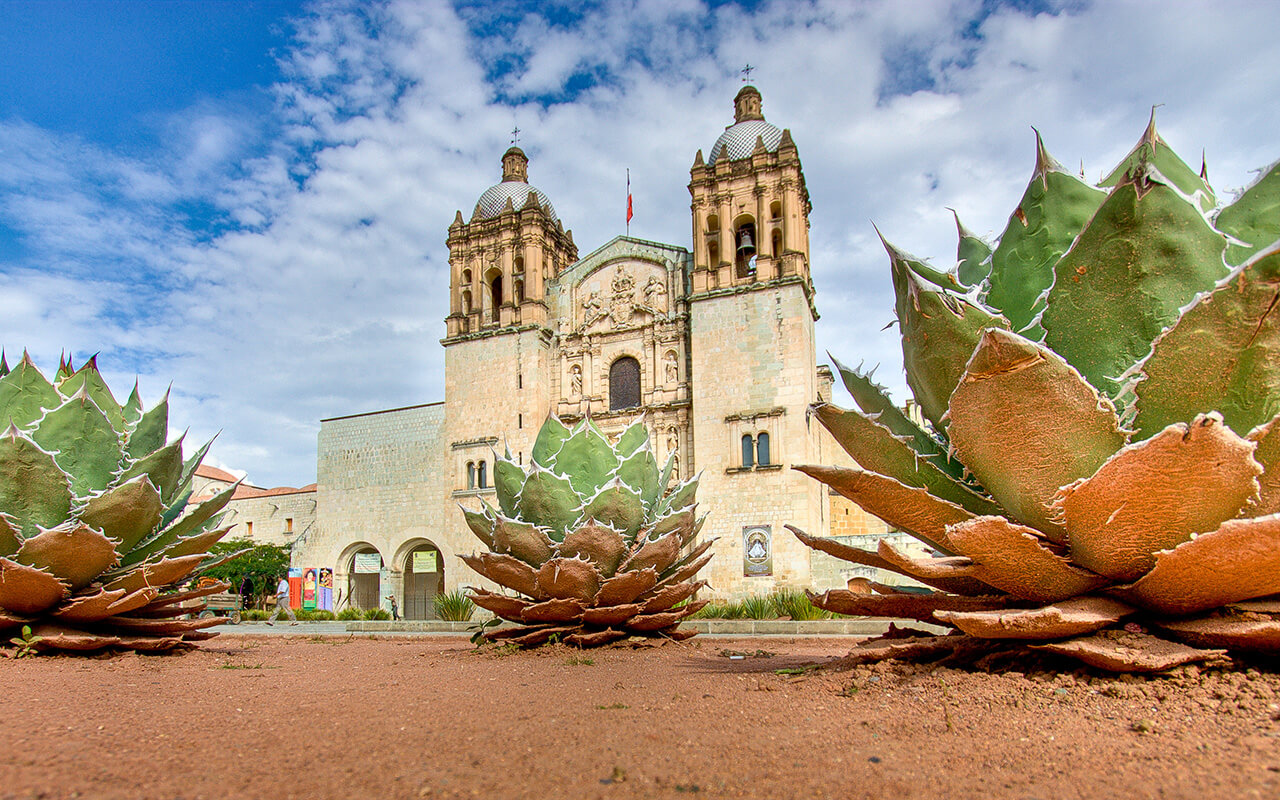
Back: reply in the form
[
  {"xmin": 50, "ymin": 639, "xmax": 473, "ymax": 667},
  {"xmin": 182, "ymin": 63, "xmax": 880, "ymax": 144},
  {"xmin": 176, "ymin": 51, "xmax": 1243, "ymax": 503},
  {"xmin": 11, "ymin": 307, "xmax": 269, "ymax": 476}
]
[
  {"xmin": 433, "ymin": 589, "xmax": 476, "ymax": 622},
  {"xmin": 768, "ymin": 588, "xmax": 832, "ymax": 621},
  {"xmin": 740, "ymin": 595, "xmax": 773, "ymax": 620},
  {"xmin": 336, "ymin": 607, "xmax": 364, "ymax": 621},
  {"xmin": 242, "ymin": 609, "xmax": 269, "ymax": 621},
  {"xmin": 363, "ymin": 608, "xmax": 391, "ymax": 621}
]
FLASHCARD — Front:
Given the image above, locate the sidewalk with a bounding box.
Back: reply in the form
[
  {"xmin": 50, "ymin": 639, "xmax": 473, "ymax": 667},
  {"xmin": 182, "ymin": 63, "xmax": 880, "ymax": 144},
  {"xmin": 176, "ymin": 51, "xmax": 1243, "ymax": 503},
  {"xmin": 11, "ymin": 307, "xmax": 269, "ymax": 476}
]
[{"xmin": 217, "ymin": 618, "xmax": 938, "ymax": 637}]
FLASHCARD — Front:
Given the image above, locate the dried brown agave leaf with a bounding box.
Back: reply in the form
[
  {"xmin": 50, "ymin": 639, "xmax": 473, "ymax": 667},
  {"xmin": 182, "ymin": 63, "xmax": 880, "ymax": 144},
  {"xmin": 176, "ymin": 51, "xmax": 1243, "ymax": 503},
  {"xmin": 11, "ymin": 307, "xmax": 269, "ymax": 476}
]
[
  {"xmin": 105, "ymin": 615, "xmax": 223, "ymax": 635},
  {"xmin": 460, "ymin": 553, "xmax": 544, "ymax": 600},
  {"xmin": 134, "ymin": 582, "xmax": 224, "ymax": 611},
  {"xmin": 53, "ymin": 587, "xmax": 156, "ymax": 623},
  {"xmin": 933, "ymin": 596, "xmax": 1134, "ymax": 640},
  {"xmin": 15, "ymin": 522, "xmax": 119, "ymax": 591},
  {"xmin": 1157, "ymin": 613, "xmax": 1280, "ymax": 653},
  {"xmin": 0, "ymin": 557, "xmax": 69, "ymax": 615},
  {"xmin": 639, "ymin": 580, "xmax": 705, "ymax": 614},
  {"xmin": 102, "ymin": 554, "xmax": 204, "ymax": 594},
  {"xmin": 467, "ymin": 589, "xmax": 532, "ymax": 622},
  {"xmin": 787, "ymin": 525, "xmax": 994, "ymax": 596},
  {"xmin": 0, "ymin": 609, "xmax": 27, "ymax": 630},
  {"xmin": 1249, "ymin": 414, "xmax": 1280, "ymax": 516},
  {"xmin": 520, "ymin": 598, "xmax": 587, "ymax": 624},
  {"xmin": 501, "ymin": 625, "xmax": 578, "ymax": 647},
  {"xmin": 624, "ymin": 601, "xmax": 707, "ymax": 632},
  {"xmin": 582, "ymin": 603, "xmax": 643, "ymax": 626},
  {"xmin": 0, "ymin": 513, "xmax": 21, "ymax": 558},
  {"xmin": 876, "ymin": 540, "xmax": 978, "ymax": 580},
  {"xmin": 807, "ymin": 588, "xmax": 1015, "ymax": 623},
  {"xmin": 793, "ymin": 465, "xmax": 973, "ymax": 553},
  {"xmin": 556, "ymin": 520, "xmax": 628, "ymax": 576},
  {"xmin": 619, "ymin": 531, "xmax": 682, "ymax": 575},
  {"xmin": 596, "ymin": 567, "xmax": 658, "ymax": 606},
  {"xmin": 1061, "ymin": 414, "xmax": 1263, "ymax": 581},
  {"xmin": 945, "ymin": 516, "xmax": 1109, "ymax": 603},
  {"xmin": 536, "ymin": 557, "xmax": 603, "ymax": 602},
  {"xmin": 947, "ymin": 329, "xmax": 1128, "ymax": 542},
  {"xmin": 1120, "ymin": 514, "xmax": 1280, "ymax": 615},
  {"xmin": 1031, "ymin": 630, "xmax": 1226, "ymax": 673},
  {"xmin": 564, "ymin": 628, "xmax": 628, "ymax": 647},
  {"xmin": 649, "ymin": 548, "xmax": 715, "ymax": 595},
  {"xmin": 491, "ymin": 516, "xmax": 555, "ymax": 567}
]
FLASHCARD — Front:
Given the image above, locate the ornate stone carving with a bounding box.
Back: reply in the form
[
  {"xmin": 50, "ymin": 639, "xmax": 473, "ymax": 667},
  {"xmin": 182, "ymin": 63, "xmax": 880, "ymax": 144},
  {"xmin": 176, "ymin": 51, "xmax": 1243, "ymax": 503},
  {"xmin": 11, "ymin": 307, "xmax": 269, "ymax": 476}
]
[{"xmin": 642, "ymin": 275, "xmax": 668, "ymax": 314}]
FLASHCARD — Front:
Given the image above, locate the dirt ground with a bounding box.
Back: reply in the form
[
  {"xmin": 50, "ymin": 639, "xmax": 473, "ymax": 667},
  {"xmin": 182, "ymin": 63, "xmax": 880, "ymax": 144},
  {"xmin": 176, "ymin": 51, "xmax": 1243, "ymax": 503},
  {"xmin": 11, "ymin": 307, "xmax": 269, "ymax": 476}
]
[{"xmin": 2, "ymin": 633, "xmax": 1280, "ymax": 800}]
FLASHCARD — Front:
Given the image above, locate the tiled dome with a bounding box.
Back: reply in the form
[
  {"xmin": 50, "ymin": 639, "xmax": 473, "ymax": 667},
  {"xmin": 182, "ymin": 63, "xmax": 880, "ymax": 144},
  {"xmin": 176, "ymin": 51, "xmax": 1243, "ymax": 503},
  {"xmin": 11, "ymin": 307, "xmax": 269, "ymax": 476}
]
[
  {"xmin": 708, "ymin": 119, "xmax": 784, "ymax": 164},
  {"xmin": 472, "ymin": 181, "xmax": 559, "ymax": 224}
]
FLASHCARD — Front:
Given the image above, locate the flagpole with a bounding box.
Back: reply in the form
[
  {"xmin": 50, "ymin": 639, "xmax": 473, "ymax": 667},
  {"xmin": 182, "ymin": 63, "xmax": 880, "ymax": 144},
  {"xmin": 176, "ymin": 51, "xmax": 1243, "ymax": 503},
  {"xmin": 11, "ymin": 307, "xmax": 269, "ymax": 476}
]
[{"xmin": 626, "ymin": 168, "xmax": 631, "ymax": 237}]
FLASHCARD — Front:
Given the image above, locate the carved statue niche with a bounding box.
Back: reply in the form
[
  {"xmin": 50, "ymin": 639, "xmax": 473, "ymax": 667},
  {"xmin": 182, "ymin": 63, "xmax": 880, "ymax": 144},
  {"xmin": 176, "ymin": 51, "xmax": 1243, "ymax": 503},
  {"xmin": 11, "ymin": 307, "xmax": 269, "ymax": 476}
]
[
  {"xmin": 569, "ymin": 364, "xmax": 583, "ymax": 398},
  {"xmin": 643, "ymin": 274, "xmax": 669, "ymax": 314},
  {"xmin": 665, "ymin": 426, "xmax": 680, "ymax": 480},
  {"xmin": 580, "ymin": 291, "xmax": 606, "ymax": 331},
  {"xmin": 663, "ymin": 350, "xmax": 678, "ymax": 385}
]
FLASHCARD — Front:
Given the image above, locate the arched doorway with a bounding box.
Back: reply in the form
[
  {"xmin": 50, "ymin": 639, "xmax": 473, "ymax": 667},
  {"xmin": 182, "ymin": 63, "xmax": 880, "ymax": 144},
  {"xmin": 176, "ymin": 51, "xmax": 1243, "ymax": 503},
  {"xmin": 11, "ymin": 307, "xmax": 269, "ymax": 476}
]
[
  {"xmin": 402, "ymin": 541, "xmax": 444, "ymax": 620},
  {"xmin": 347, "ymin": 546, "xmax": 382, "ymax": 610}
]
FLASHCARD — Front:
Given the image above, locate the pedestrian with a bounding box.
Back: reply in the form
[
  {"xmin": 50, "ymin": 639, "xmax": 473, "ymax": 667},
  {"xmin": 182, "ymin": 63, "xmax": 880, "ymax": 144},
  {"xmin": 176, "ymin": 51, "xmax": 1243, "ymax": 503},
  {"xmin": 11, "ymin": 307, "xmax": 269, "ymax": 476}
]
[
  {"xmin": 388, "ymin": 594, "xmax": 400, "ymax": 621},
  {"xmin": 266, "ymin": 575, "xmax": 298, "ymax": 626},
  {"xmin": 238, "ymin": 576, "xmax": 254, "ymax": 610}
]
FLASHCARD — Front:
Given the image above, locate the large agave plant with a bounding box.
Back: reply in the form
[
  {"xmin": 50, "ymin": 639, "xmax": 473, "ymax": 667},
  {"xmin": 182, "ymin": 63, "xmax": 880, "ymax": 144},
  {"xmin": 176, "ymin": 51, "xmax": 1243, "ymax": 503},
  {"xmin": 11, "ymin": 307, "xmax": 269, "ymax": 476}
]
[
  {"xmin": 460, "ymin": 416, "xmax": 714, "ymax": 647},
  {"xmin": 791, "ymin": 115, "xmax": 1280, "ymax": 672},
  {"xmin": 0, "ymin": 352, "xmax": 239, "ymax": 653}
]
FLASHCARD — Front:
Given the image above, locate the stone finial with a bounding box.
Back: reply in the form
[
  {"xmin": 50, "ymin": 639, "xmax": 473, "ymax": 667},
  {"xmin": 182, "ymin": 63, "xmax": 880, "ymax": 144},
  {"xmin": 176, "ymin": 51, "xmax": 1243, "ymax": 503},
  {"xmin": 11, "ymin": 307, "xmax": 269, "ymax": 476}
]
[
  {"xmin": 451, "ymin": 210, "xmax": 465, "ymax": 227},
  {"xmin": 692, "ymin": 149, "xmax": 705, "ymax": 168},
  {"xmin": 502, "ymin": 146, "xmax": 529, "ymax": 183},
  {"xmin": 734, "ymin": 85, "xmax": 764, "ymax": 123}
]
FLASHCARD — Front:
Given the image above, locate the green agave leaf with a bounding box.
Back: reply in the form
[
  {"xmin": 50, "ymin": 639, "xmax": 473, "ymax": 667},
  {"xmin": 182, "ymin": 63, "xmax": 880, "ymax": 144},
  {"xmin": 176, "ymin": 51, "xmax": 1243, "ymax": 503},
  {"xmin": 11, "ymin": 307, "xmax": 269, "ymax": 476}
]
[
  {"xmin": 0, "ymin": 352, "xmax": 8, "ymax": 378},
  {"xmin": 30, "ymin": 389, "xmax": 123, "ymax": 499},
  {"xmin": 177, "ymin": 436, "xmax": 215, "ymax": 495},
  {"xmin": 0, "ymin": 353, "xmax": 62, "ymax": 430},
  {"xmin": 953, "ymin": 210, "xmax": 992, "ymax": 287},
  {"xmin": 491, "ymin": 515, "xmax": 556, "ymax": 567},
  {"xmin": 54, "ymin": 353, "xmax": 75, "ymax": 382},
  {"xmin": 1129, "ymin": 245, "xmax": 1280, "ymax": 439},
  {"xmin": 986, "ymin": 130, "xmax": 1107, "ymax": 337},
  {"xmin": 813, "ymin": 404, "xmax": 1002, "ymax": 518},
  {"xmin": 121, "ymin": 480, "xmax": 238, "ymax": 567},
  {"xmin": 78, "ymin": 475, "xmax": 163, "ymax": 554},
  {"xmin": 1100, "ymin": 110, "xmax": 1216, "ymax": 213},
  {"xmin": 829, "ymin": 354, "xmax": 967, "ymax": 482},
  {"xmin": 122, "ymin": 381, "xmax": 143, "ymax": 426},
  {"xmin": 461, "ymin": 503, "xmax": 495, "ymax": 549},
  {"xmin": 515, "ymin": 465, "xmax": 581, "ymax": 540},
  {"xmin": 56, "ymin": 357, "xmax": 125, "ymax": 433},
  {"xmin": 530, "ymin": 415, "xmax": 570, "ymax": 468},
  {"xmin": 658, "ymin": 450, "xmax": 677, "ymax": 493},
  {"xmin": 0, "ymin": 427, "xmax": 73, "ymax": 538},
  {"xmin": 118, "ymin": 436, "xmax": 185, "ymax": 507},
  {"xmin": 126, "ymin": 388, "xmax": 169, "ymax": 460},
  {"xmin": 494, "ymin": 457, "xmax": 524, "ymax": 517},
  {"xmin": 549, "ymin": 420, "xmax": 616, "ymax": 498},
  {"xmin": 887, "ymin": 237, "xmax": 1011, "ymax": 431},
  {"xmin": 1217, "ymin": 158, "xmax": 1280, "ymax": 266},
  {"xmin": 947, "ymin": 329, "xmax": 1127, "ymax": 541},
  {"xmin": 1043, "ymin": 168, "xmax": 1228, "ymax": 396},
  {"xmin": 614, "ymin": 445, "xmax": 659, "ymax": 509},
  {"xmin": 614, "ymin": 417, "xmax": 648, "ymax": 457},
  {"xmin": 0, "ymin": 513, "xmax": 21, "ymax": 557},
  {"xmin": 578, "ymin": 480, "xmax": 645, "ymax": 540},
  {"xmin": 158, "ymin": 487, "xmax": 192, "ymax": 531},
  {"xmin": 656, "ymin": 474, "xmax": 699, "ymax": 518}
]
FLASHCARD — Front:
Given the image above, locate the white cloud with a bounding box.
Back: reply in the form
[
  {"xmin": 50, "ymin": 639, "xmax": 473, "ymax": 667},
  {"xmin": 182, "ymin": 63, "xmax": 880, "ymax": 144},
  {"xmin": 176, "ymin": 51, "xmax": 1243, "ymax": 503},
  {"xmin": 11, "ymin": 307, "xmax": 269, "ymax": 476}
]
[{"xmin": 2, "ymin": 0, "xmax": 1278, "ymax": 486}]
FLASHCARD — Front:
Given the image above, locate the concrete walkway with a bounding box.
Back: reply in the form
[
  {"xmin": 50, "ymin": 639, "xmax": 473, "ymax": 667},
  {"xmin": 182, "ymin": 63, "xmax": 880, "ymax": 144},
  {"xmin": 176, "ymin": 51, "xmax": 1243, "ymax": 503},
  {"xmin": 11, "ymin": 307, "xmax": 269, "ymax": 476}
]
[{"xmin": 214, "ymin": 618, "xmax": 921, "ymax": 637}]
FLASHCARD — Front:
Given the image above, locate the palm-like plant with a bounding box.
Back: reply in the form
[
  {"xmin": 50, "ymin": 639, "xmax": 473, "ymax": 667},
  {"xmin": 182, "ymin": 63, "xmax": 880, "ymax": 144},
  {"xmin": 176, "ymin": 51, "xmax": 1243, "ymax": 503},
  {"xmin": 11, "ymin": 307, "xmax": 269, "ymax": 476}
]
[
  {"xmin": 460, "ymin": 415, "xmax": 713, "ymax": 647},
  {"xmin": 791, "ymin": 115, "xmax": 1280, "ymax": 672},
  {"xmin": 0, "ymin": 352, "xmax": 238, "ymax": 652}
]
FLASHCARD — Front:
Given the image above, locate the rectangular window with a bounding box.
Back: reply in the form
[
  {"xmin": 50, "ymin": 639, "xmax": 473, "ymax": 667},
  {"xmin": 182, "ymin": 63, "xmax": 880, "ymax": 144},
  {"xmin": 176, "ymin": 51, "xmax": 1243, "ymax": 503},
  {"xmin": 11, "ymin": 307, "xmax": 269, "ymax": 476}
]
[
  {"xmin": 285, "ymin": 518, "xmax": 293, "ymax": 533},
  {"xmin": 518, "ymin": 413, "xmax": 523, "ymax": 429},
  {"xmin": 246, "ymin": 521, "xmax": 253, "ymax": 536},
  {"xmin": 517, "ymin": 373, "xmax": 523, "ymax": 389}
]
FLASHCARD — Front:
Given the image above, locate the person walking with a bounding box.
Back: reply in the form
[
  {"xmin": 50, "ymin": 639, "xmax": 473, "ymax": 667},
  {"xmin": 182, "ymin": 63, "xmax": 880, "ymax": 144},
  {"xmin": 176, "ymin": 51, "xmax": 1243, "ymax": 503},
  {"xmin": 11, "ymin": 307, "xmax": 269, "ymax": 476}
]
[{"xmin": 266, "ymin": 575, "xmax": 298, "ymax": 626}]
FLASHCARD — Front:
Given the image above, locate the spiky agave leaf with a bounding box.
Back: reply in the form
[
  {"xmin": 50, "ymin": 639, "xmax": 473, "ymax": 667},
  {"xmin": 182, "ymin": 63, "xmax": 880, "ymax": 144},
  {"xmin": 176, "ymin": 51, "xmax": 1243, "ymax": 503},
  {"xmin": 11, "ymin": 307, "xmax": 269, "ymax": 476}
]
[
  {"xmin": 0, "ymin": 353, "xmax": 233, "ymax": 654},
  {"xmin": 1215, "ymin": 159, "xmax": 1280, "ymax": 266},
  {"xmin": 791, "ymin": 118, "xmax": 1280, "ymax": 672},
  {"xmin": 459, "ymin": 415, "xmax": 714, "ymax": 647}
]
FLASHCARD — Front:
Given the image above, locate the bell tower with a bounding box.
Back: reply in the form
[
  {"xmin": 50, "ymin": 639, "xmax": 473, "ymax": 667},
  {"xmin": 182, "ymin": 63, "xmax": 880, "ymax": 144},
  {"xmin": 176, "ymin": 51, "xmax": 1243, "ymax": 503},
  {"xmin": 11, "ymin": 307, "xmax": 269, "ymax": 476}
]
[{"xmin": 687, "ymin": 85, "xmax": 812, "ymax": 293}]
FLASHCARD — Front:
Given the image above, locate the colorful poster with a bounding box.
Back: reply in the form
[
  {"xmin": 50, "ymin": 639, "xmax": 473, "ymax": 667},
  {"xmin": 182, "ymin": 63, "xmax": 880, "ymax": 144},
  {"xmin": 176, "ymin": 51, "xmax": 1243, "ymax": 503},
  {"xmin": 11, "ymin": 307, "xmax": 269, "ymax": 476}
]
[
  {"xmin": 288, "ymin": 567, "xmax": 303, "ymax": 609},
  {"xmin": 743, "ymin": 526, "xmax": 772, "ymax": 577},
  {"xmin": 412, "ymin": 550, "xmax": 438, "ymax": 573},
  {"xmin": 319, "ymin": 568, "xmax": 333, "ymax": 611},
  {"xmin": 302, "ymin": 568, "xmax": 317, "ymax": 610},
  {"xmin": 354, "ymin": 553, "xmax": 381, "ymax": 573}
]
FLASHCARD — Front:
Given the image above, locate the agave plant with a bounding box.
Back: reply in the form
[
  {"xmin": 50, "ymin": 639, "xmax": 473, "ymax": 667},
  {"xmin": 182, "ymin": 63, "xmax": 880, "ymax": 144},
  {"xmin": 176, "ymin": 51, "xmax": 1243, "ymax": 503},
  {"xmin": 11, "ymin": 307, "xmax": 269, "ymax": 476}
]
[
  {"xmin": 791, "ymin": 114, "xmax": 1280, "ymax": 672},
  {"xmin": 0, "ymin": 352, "xmax": 239, "ymax": 652},
  {"xmin": 460, "ymin": 415, "xmax": 714, "ymax": 647}
]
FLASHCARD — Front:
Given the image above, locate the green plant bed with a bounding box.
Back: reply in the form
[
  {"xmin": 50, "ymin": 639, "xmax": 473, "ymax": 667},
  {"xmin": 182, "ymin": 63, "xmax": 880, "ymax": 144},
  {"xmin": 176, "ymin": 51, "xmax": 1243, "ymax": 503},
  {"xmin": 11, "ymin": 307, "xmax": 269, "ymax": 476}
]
[
  {"xmin": 363, "ymin": 609, "xmax": 391, "ymax": 621},
  {"xmin": 336, "ymin": 608, "xmax": 364, "ymax": 621},
  {"xmin": 433, "ymin": 590, "xmax": 476, "ymax": 622}
]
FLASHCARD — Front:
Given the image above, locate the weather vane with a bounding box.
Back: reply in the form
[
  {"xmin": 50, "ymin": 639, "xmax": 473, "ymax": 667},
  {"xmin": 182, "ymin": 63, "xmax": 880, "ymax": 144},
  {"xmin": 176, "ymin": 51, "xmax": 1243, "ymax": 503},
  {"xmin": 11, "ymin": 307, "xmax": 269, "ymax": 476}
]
[
  {"xmin": 741, "ymin": 64, "xmax": 755, "ymax": 82},
  {"xmin": 510, "ymin": 125, "xmax": 521, "ymax": 146}
]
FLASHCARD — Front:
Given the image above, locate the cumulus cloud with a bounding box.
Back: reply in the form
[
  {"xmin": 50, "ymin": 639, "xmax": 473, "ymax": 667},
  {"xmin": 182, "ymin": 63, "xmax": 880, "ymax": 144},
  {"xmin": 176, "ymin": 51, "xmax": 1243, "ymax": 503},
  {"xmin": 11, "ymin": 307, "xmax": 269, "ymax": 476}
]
[{"xmin": 1, "ymin": 0, "xmax": 1278, "ymax": 486}]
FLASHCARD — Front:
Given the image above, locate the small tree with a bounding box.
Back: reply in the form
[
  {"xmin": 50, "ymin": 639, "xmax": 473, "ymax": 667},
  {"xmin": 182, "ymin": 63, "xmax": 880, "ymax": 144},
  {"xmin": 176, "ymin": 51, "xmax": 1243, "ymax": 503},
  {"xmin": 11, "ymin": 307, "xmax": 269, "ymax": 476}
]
[{"xmin": 199, "ymin": 539, "xmax": 291, "ymax": 609}]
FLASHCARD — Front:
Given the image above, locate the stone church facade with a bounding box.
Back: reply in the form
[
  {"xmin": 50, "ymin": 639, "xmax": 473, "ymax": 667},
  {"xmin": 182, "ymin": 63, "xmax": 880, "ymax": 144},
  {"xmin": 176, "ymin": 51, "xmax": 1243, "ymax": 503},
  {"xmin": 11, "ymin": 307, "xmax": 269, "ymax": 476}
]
[{"xmin": 230, "ymin": 87, "xmax": 895, "ymax": 617}]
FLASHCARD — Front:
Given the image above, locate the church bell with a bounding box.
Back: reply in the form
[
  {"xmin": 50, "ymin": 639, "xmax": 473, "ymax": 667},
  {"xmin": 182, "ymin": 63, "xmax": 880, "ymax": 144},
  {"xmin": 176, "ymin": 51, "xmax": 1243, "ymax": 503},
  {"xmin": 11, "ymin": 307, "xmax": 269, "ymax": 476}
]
[{"xmin": 736, "ymin": 227, "xmax": 756, "ymax": 258}]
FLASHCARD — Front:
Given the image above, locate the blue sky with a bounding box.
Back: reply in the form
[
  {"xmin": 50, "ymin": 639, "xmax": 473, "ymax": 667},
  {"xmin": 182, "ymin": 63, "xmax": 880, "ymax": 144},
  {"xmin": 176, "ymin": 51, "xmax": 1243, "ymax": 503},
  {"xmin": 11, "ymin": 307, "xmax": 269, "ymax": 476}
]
[{"xmin": 2, "ymin": 0, "xmax": 1279, "ymax": 486}]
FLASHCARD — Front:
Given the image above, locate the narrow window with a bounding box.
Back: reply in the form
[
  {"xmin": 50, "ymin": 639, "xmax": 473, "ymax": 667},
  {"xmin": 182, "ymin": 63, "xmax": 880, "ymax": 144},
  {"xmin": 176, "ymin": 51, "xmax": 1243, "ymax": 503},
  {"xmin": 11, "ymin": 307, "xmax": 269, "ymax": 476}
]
[
  {"xmin": 609, "ymin": 357, "xmax": 641, "ymax": 411},
  {"xmin": 478, "ymin": 460, "xmax": 488, "ymax": 489},
  {"xmin": 741, "ymin": 434, "xmax": 755, "ymax": 468},
  {"xmin": 771, "ymin": 229, "xmax": 782, "ymax": 258},
  {"xmin": 467, "ymin": 461, "xmax": 476, "ymax": 490},
  {"xmin": 518, "ymin": 413, "xmax": 523, "ymax": 429},
  {"xmin": 756, "ymin": 432, "xmax": 771, "ymax": 466},
  {"xmin": 770, "ymin": 201, "xmax": 781, "ymax": 220},
  {"xmin": 246, "ymin": 521, "xmax": 254, "ymax": 536},
  {"xmin": 490, "ymin": 276, "xmax": 503, "ymax": 322},
  {"xmin": 517, "ymin": 373, "xmax": 522, "ymax": 389},
  {"xmin": 285, "ymin": 518, "xmax": 294, "ymax": 533}
]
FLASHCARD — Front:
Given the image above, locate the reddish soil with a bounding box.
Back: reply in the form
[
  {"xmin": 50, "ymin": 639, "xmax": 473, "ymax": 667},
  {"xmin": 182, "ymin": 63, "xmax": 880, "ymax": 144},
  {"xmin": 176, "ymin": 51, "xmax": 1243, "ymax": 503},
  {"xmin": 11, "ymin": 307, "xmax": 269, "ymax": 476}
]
[{"xmin": 3, "ymin": 633, "xmax": 1280, "ymax": 799}]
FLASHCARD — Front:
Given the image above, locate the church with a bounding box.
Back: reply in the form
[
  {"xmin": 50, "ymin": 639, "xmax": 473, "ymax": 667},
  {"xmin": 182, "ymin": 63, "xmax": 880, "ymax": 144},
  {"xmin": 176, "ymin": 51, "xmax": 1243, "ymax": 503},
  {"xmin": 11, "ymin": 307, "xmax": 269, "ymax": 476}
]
[{"xmin": 208, "ymin": 86, "xmax": 898, "ymax": 618}]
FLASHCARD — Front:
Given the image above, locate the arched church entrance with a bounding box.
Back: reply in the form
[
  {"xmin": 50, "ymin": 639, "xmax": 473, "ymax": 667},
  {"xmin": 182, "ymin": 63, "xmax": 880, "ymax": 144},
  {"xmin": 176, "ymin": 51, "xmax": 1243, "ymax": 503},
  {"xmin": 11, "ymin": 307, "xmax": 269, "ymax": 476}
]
[
  {"xmin": 347, "ymin": 546, "xmax": 383, "ymax": 610},
  {"xmin": 401, "ymin": 540, "xmax": 444, "ymax": 620}
]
